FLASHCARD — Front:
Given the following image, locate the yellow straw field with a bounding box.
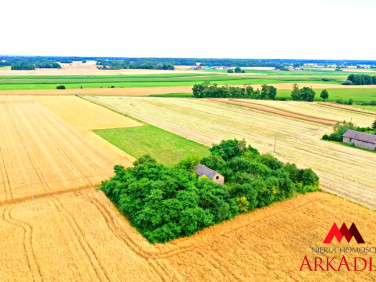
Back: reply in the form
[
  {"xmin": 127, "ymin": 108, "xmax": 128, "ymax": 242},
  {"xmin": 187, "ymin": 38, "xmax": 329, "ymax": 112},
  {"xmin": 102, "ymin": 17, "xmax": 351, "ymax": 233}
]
[
  {"xmin": 0, "ymin": 96, "xmax": 137, "ymax": 203},
  {"xmin": 0, "ymin": 189, "xmax": 374, "ymax": 281}
]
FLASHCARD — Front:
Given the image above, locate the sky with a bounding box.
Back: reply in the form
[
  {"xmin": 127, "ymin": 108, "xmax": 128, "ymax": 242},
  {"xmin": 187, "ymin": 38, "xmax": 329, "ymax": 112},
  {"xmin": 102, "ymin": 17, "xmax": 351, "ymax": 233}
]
[{"xmin": 1, "ymin": 0, "xmax": 375, "ymax": 60}]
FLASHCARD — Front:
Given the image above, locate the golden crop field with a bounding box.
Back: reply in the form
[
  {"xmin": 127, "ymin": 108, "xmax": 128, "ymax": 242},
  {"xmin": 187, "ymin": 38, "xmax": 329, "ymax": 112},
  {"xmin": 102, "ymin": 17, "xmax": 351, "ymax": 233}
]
[
  {"xmin": 0, "ymin": 96, "xmax": 137, "ymax": 204},
  {"xmin": 86, "ymin": 96, "xmax": 376, "ymax": 209},
  {"xmin": 0, "ymin": 189, "xmax": 374, "ymax": 281}
]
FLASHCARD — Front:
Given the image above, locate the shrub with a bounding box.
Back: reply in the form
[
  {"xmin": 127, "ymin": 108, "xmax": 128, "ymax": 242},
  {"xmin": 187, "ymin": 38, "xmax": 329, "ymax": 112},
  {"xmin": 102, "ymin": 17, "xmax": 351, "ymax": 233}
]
[
  {"xmin": 56, "ymin": 85, "xmax": 66, "ymax": 89},
  {"xmin": 227, "ymin": 69, "xmax": 233, "ymax": 73},
  {"xmin": 341, "ymin": 80, "xmax": 353, "ymax": 85}
]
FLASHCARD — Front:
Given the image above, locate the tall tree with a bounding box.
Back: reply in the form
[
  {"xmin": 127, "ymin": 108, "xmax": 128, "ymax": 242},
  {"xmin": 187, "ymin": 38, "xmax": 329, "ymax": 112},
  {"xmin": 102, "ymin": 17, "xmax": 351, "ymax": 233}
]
[{"xmin": 320, "ymin": 89, "xmax": 329, "ymax": 101}]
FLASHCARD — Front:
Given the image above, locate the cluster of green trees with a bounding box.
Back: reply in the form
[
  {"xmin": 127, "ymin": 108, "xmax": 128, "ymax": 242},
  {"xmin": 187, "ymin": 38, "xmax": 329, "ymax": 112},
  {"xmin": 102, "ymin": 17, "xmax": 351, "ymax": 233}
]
[
  {"xmin": 290, "ymin": 84, "xmax": 316, "ymax": 101},
  {"xmin": 96, "ymin": 60, "xmax": 174, "ymax": 70},
  {"xmin": 101, "ymin": 139, "xmax": 319, "ymax": 243},
  {"xmin": 322, "ymin": 120, "xmax": 376, "ymax": 141},
  {"xmin": 11, "ymin": 64, "xmax": 35, "ymax": 70},
  {"xmin": 227, "ymin": 67, "xmax": 245, "ymax": 73},
  {"xmin": 192, "ymin": 82, "xmax": 277, "ymax": 99},
  {"xmin": 35, "ymin": 62, "xmax": 61, "ymax": 69},
  {"xmin": 10, "ymin": 60, "xmax": 61, "ymax": 70},
  {"xmin": 346, "ymin": 74, "xmax": 376, "ymax": 85}
]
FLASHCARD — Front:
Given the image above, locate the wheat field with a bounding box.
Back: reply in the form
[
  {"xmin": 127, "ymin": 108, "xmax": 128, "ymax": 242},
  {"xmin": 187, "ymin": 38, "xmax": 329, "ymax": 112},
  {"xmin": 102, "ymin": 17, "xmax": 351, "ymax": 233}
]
[
  {"xmin": 86, "ymin": 97, "xmax": 376, "ymax": 209},
  {"xmin": 0, "ymin": 189, "xmax": 374, "ymax": 281},
  {"xmin": 0, "ymin": 96, "xmax": 136, "ymax": 203},
  {"xmin": 1, "ymin": 95, "xmax": 375, "ymax": 281}
]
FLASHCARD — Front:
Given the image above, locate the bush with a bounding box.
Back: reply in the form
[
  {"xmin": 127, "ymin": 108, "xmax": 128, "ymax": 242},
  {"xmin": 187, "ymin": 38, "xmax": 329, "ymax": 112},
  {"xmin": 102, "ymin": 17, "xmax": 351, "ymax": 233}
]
[
  {"xmin": 341, "ymin": 80, "xmax": 353, "ymax": 85},
  {"xmin": 56, "ymin": 85, "xmax": 66, "ymax": 89},
  {"xmin": 322, "ymin": 78, "xmax": 334, "ymax": 82},
  {"xmin": 227, "ymin": 69, "xmax": 234, "ymax": 73}
]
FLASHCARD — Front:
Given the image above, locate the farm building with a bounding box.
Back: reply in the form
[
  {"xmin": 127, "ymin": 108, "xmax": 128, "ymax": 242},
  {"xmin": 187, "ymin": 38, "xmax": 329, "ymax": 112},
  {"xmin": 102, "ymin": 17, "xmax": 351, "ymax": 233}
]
[
  {"xmin": 194, "ymin": 164, "xmax": 224, "ymax": 185},
  {"xmin": 342, "ymin": 130, "xmax": 376, "ymax": 151}
]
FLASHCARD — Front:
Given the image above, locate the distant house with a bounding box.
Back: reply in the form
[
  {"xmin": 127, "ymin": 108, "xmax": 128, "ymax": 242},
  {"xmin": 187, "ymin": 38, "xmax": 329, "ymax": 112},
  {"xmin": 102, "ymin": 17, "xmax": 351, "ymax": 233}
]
[
  {"xmin": 193, "ymin": 164, "xmax": 224, "ymax": 185},
  {"xmin": 342, "ymin": 130, "xmax": 376, "ymax": 151}
]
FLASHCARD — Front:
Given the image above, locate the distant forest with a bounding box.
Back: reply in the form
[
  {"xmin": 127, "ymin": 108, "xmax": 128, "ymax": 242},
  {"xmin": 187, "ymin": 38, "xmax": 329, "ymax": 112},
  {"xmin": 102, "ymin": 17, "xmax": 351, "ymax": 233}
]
[{"xmin": 1, "ymin": 55, "xmax": 376, "ymax": 70}]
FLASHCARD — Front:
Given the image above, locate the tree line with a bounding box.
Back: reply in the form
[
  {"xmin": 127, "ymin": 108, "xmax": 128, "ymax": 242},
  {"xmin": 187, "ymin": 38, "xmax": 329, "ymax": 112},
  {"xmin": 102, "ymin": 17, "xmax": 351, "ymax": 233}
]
[
  {"xmin": 192, "ymin": 82, "xmax": 277, "ymax": 99},
  {"xmin": 3, "ymin": 56, "xmax": 375, "ymax": 69},
  {"xmin": 101, "ymin": 139, "xmax": 319, "ymax": 243},
  {"xmin": 96, "ymin": 60, "xmax": 174, "ymax": 70},
  {"xmin": 345, "ymin": 74, "xmax": 376, "ymax": 85}
]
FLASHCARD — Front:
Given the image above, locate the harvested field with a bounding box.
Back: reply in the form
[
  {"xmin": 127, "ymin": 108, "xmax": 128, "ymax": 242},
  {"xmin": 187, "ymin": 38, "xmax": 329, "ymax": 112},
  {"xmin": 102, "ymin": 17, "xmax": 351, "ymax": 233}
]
[
  {"xmin": 86, "ymin": 97, "xmax": 376, "ymax": 209},
  {"xmin": 318, "ymin": 102, "xmax": 376, "ymax": 115},
  {"xmin": 33, "ymin": 96, "xmax": 141, "ymax": 131},
  {"xmin": 229, "ymin": 99, "xmax": 375, "ymax": 127},
  {"xmin": 0, "ymin": 189, "xmax": 374, "ymax": 281},
  {"xmin": 212, "ymin": 99, "xmax": 339, "ymax": 125},
  {"xmin": 0, "ymin": 96, "xmax": 136, "ymax": 203}
]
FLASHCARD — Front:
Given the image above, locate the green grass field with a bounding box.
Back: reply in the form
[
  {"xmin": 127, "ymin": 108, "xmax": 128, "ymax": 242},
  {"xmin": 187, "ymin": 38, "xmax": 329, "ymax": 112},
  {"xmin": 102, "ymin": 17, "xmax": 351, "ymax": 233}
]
[
  {"xmin": 94, "ymin": 125, "xmax": 209, "ymax": 165},
  {"xmin": 277, "ymin": 88, "xmax": 376, "ymax": 102},
  {"xmin": 0, "ymin": 70, "xmax": 346, "ymax": 90},
  {"xmin": 2, "ymin": 69, "xmax": 375, "ymax": 103},
  {"xmin": 354, "ymin": 105, "xmax": 376, "ymax": 112},
  {"xmin": 148, "ymin": 88, "xmax": 376, "ymax": 103}
]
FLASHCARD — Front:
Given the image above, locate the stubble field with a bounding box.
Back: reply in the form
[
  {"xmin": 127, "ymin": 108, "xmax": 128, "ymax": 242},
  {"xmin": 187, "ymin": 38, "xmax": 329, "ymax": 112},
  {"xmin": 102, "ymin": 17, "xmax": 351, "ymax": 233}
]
[{"xmin": 85, "ymin": 96, "xmax": 376, "ymax": 209}]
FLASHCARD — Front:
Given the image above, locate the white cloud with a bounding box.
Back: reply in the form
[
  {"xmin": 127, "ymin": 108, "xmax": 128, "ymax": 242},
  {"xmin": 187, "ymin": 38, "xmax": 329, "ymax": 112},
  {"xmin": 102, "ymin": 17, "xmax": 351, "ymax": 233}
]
[{"xmin": 0, "ymin": 0, "xmax": 375, "ymax": 59}]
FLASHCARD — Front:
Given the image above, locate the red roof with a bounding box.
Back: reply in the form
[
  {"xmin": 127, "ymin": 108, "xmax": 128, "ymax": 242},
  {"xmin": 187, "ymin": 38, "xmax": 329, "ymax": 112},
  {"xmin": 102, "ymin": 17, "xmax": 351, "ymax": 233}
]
[{"xmin": 343, "ymin": 130, "xmax": 376, "ymax": 144}]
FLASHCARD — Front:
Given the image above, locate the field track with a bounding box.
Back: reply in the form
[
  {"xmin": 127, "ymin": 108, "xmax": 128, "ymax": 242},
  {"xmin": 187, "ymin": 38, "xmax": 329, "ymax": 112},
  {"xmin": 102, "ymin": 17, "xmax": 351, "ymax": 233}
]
[
  {"xmin": 0, "ymin": 96, "xmax": 136, "ymax": 203},
  {"xmin": 86, "ymin": 97, "xmax": 376, "ymax": 209},
  {"xmin": 0, "ymin": 189, "xmax": 374, "ymax": 281}
]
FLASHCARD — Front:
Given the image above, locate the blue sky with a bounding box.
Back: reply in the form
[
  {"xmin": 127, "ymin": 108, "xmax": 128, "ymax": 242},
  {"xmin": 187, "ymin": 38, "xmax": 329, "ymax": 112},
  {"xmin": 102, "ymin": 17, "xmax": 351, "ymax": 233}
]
[{"xmin": 1, "ymin": 0, "xmax": 375, "ymax": 59}]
